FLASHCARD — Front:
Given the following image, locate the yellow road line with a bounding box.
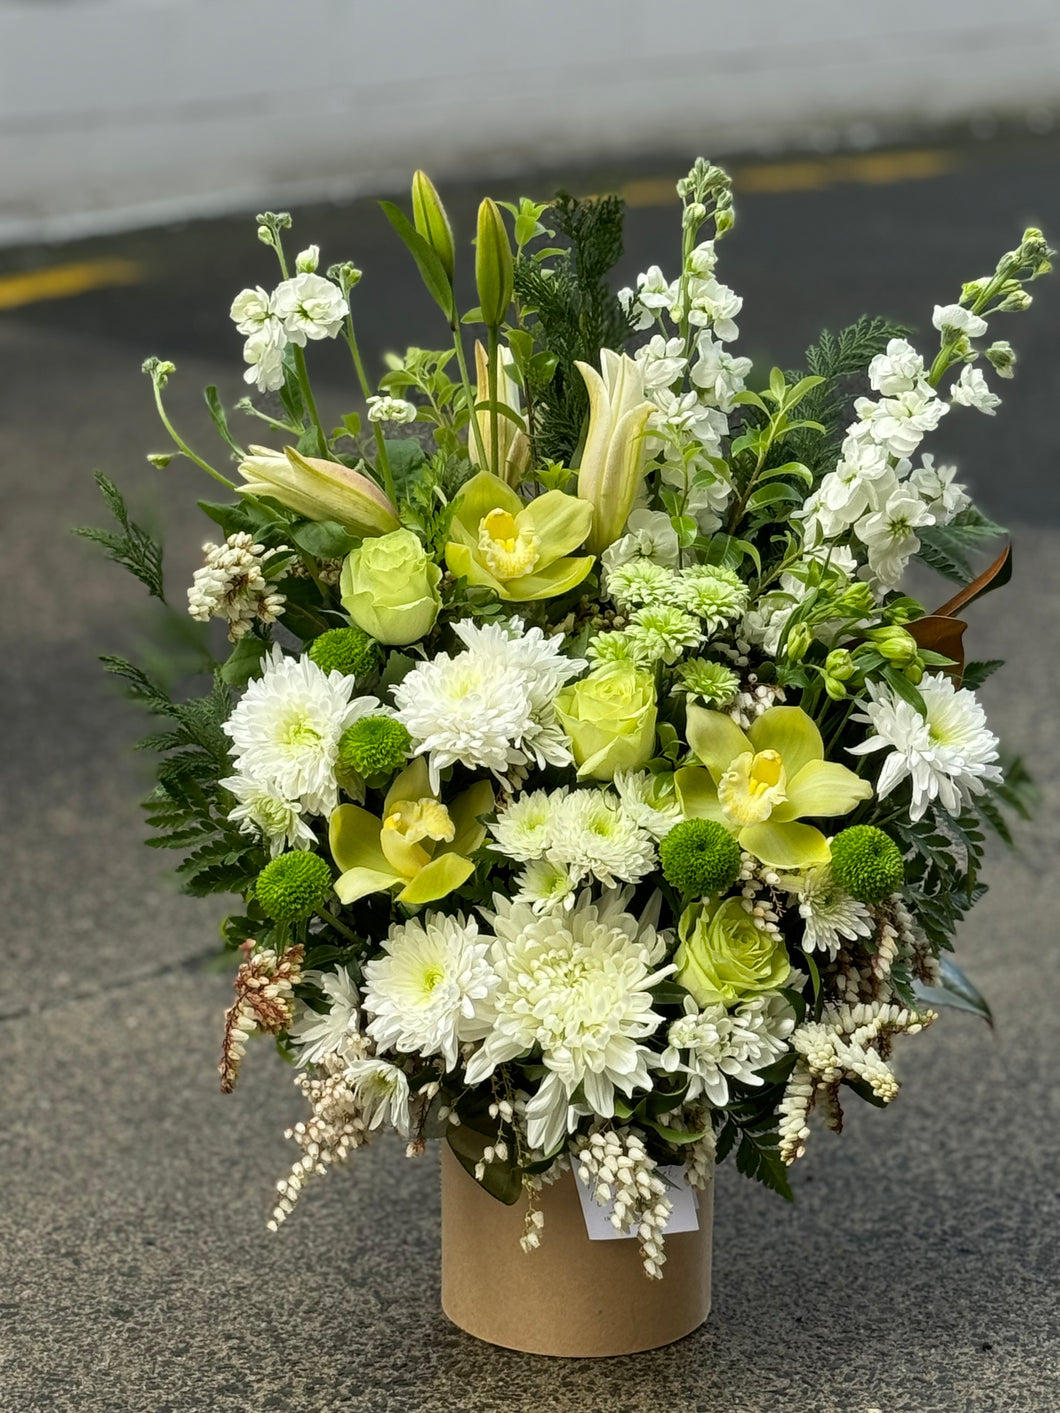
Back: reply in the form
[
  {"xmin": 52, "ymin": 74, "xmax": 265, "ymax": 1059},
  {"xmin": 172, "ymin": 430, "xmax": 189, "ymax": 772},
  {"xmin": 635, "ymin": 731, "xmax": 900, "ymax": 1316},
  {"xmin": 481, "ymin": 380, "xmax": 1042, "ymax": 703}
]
[
  {"xmin": 0, "ymin": 257, "xmax": 144, "ymax": 311},
  {"xmin": 622, "ymin": 148, "xmax": 958, "ymax": 206}
]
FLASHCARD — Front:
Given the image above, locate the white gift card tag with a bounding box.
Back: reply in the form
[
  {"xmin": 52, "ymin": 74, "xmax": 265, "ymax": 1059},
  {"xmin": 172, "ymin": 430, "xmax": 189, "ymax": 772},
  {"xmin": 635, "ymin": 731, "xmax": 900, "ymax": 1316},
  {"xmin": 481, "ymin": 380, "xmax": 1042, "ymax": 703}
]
[{"xmin": 575, "ymin": 1163, "xmax": 700, "ymax": 1241}]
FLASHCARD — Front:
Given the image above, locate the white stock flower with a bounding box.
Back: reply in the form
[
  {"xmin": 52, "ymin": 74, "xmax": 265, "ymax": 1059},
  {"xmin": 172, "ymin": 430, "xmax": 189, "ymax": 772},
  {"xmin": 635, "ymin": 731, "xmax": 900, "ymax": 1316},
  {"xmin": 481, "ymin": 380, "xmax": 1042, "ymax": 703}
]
[
  {"xmin": 854, "ymin": 488, "xmax": 935, "ymax": 588},
  {"xmin": 362, "ymin": 913, "xmax": 498, "ymax": 1071},
  {"xmin": 546, "ymin": 789, "xmax": 656, "ymax": 887},
  {"xmin": 273, "ymin": 273, "xmax": 347, "ymax": 343},
  {"xmin": 464, "ymin": 890, "xmax": 672, "ymax": 1153},
  {"xmin": 222, "ymin": 646, "xmax": 380, "ymax": 817},
  {"xmin": 868, "ymin": 338, "xmax": 928, "ymax": 396},
  {"xmin": 289, "ymin": 968, "xmax": 361, "ymax": 1065},
  {"xmin": 295, "ymin": 245, "xmax": 320, "ymax": 274},
  {"xmin": 848, "ymin": 673, "xmax": 1002, "ymax": 821},
  {"xmin": 690, "ymin": 331, "xmax": 752, "ymax": 411},
  {"xmin": 659, "ymin": 992, "xmax": 793, "ymax": 1106},
  {"xmin": 634, "ymin": 334, "xmax": 687, "ymax": 391},
  {"xmin": 779, "ymin": 864, "xmax": 872, "ymax": 957},
  {"xmin": 686, "ymin": 240, "xmax": 718, "ymax": 277},
  {"xmin": 681, "ymin": 277, "xmax": 742, "ymax": 340},
  {"xmin": 242, "ymin": 318, "xmax": 288, "ymax": 393},
  {"xmin": 600, "ymin": 508, "xmax": 681, "ymax": 570},
  {"xmin": 853, "ymin": 387, "xmax": 948, "ymax": 458},
  {"xmin": 933, "ymin": 303, "xmax": 989, "ymax": 340},
  {"xmin": 908, "ymin": 454, "xmax": 970, "ymax": 525},
  {"xmin": 366, "ymin": 394, "xmax": 418, "ymax": 424},
  {"xmin": 343, "ymin": 1058, "xmax": 412, "ymax": 1136},
  {"xmin": 950, "ymin": 364, "xmax": 1001, "ymax": 415},
  {"xmin": 230, "ymin": 286, "xmax": 275, "ymax": 335},
  {"xmin": 630, "ymin": 265, "xmax": 676, "ymax": 328}
]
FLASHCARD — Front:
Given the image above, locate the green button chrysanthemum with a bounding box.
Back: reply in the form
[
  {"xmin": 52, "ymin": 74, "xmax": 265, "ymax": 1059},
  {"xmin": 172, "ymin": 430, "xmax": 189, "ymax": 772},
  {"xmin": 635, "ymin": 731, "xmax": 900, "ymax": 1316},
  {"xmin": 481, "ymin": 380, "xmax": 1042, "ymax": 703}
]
[
  {"xmin": 659, "ymin": 819, "xmax": 742, "ymax": 898},
  {"xmin": 255, "ymin": 851, "xmax": 333, "ymax": 922},
  {"xmin": 307, "ymin": 626, "xmax": 382, "ymax": 679},
  {"xmin": 338, "ymin": 716, "xmax": 412, "ymax": 778},
  {"xmin": 829, "ymin": 825, "xmax": 904, "ymax": 903}
]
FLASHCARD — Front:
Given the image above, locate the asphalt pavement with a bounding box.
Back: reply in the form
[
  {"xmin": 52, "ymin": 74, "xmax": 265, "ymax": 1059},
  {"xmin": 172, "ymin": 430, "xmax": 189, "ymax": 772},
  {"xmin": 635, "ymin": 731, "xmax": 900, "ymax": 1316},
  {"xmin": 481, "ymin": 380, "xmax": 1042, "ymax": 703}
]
[{"xmin": 2, "ymin": 138, "xmax": 1059, "ymax": 1413}]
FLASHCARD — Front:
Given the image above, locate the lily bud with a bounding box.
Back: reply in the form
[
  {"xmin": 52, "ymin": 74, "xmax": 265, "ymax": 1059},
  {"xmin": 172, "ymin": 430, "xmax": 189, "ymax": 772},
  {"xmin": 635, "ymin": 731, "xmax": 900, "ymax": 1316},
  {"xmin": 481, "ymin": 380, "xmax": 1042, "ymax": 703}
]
[
  {"xmin": 785, "ymin": 623, "xmax": 813, "ymax": 662},
  {"xmin": 868, "ymin": 626, "xmax": 918, "ymax": 666},
  {"xmin": 411, "ymin": 170, "xmax": 455, "ymax": 285},
  {"xmin": 475, "ymin": 198, "xmax": 513, "ymax": 328},
  {"xmin": 574, "ymin": 351, "xmax": 655, "ymax": 556},
  {"xmin": 472, "ymin": 341, "xmax": 530, "ymax": 487},
  {"xmin": 825, "ymin": 649, "xmax": 855, "ymax": 682},
  {"xmin": 237, "ymin": 445, "xmax": 399, "ymax": 536}
]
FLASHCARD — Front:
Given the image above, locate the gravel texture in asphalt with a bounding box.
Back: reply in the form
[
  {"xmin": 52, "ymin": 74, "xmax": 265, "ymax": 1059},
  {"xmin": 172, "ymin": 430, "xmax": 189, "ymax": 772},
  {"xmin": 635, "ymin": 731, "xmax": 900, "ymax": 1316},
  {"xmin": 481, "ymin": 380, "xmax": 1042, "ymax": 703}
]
[{"xmin": 2, "ymin": 138, "xmax": 1059, "ymax": 1413}]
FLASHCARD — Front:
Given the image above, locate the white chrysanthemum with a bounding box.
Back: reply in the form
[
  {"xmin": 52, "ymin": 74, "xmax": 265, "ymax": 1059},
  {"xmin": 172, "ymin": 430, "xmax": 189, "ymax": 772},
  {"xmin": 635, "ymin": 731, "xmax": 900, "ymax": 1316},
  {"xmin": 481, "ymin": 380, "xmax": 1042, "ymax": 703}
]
[
  {"xmin": 778, "ymin": 864, "xmax": 873, "ymax": 957},
  {"xmin": 220, "ymin": 770, "xmax": 316, "ymax": 856},
  {"xmin": 675, "ymin": 565, "xmax": 749, "ymax": 633},
  {"xmin": 547, "ymin": 790, "xmax": 656, "ymax": 887},
  {"xmin": 604, "ymin": 559, "xmax": 677, "ymax": 612},
  {"xmin": 343, "ymin": 1058, "xmax": 412, "ymax": 1136},
  {"xmin": 612, "ymin": 770, "xmax": 683, "ymax": 840},
  {"xmin": 464, "ymin": 891, "xmax": 673, "ymax": 1153},
  {"xmin": 512, "ymin": 857, "xmax": 578, "ymax": 914},
  {"xmin": 289, "ymin": 967, "xmax": 361, "ymax": 1066},
  {"xmin": 489, "ymin": 788, "xmax": 562, "ymax": 862},
  {"xmin": 626, "ymin": 604, "xmax": 702, "ymax": 665},
  {"xmin": 395, "ymin": 618, "xmax": 584, "ymax": 791},
  {"xmin": 586, "ymin": 631, "xmax": 653, "ymax": 669},
  {"xmin": 659, "ymin": 992, "xmax": 794, "ymax": 1106},
  {"xmin": 848, "ymin": 673, "xmax": 1002, "ymax": 822},
  {"xmin": 223, "ymin": 647, "xmax": 379, "ymax": 817},
  {"xmin": 362, "ymin": 913, "xmax": 498, "ymax": 1072},
  {"xmin": 272, "ymin": 273, "xmax": 347, "ymax": 343}
]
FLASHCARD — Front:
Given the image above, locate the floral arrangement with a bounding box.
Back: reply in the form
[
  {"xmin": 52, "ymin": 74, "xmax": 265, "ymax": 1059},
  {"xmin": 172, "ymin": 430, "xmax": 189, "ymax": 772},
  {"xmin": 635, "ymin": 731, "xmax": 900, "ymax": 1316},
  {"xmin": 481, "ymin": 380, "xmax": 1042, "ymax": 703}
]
[{"xmin": 82, "ymin": 159, "xmax": 1051, "ymax": 1278}]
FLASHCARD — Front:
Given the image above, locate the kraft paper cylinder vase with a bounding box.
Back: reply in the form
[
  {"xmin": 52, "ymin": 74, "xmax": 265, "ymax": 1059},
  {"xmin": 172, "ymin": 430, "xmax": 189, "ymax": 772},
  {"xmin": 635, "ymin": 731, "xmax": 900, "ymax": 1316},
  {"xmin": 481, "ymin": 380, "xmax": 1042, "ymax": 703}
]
[{"xmin": 440, "ymin": 1145, "xmax": 713, "ymax": 1357}]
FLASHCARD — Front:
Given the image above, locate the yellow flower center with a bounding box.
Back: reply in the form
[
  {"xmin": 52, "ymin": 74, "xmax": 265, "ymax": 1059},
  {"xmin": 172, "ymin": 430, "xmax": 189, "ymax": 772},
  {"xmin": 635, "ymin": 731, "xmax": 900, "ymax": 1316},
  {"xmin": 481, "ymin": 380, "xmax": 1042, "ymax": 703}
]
[
  {"xmin": 477, "ymin": 507, "xmax": 540, "ymax": 580},
  {"xmin": 717, "ymin": 749, "xmax": 788, "ymax": 827},
  {"xmin": 380, "ymin": 797, "xmax": 455, "ymax": 876}
]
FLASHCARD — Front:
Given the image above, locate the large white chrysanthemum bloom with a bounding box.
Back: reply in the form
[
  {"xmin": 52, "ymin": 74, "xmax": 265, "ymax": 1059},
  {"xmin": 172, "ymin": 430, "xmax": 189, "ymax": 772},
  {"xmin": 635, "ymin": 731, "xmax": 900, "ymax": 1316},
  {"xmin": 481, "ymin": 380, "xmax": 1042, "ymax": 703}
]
[
  {"xmin": 393, "ymin": 617, "xmax": 584, "ymax": 791},
  {"xmin": 464, "ymin": 891, "xmax": 672, "ymax": 1154},
  {"xmin": 222, "ymin": 647, "xmax": 380, "ymax": 818},
  {"xmin": 289, "ymin": 967, "xmax": 361, "ymax": 1066},
  {"xmin": 658, "ymin": 991, "xmax": 794, "ymax": 1106},
  {"xmin": 778, "ymin": 864, "xmax": 873, "ymax": 957},
  {"xmin": 546, "ymin": 789, "xmax": 656, "ymax": 887},
  {"xmin": 362, "ymin": 913, "xmax": 498, "ymax": 1072},
  {"xmin": 489, "ymin": 788, "xmax": 564, "ymax": 862},
  {"xmin": 848, "ymin": 673, "xmax": 1001, "ymax": 822}
]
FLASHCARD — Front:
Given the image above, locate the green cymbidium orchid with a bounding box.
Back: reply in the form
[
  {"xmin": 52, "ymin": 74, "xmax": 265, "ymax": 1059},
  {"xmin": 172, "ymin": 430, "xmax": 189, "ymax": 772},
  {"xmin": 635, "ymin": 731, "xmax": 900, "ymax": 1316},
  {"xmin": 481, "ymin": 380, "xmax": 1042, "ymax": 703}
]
[
  {"xmin": 675, "ymin": 705, "xmax": 872, "ymax": 869},
  {"xmin": 444, "ymin": 470, "xmax": 593, "ymax": 601},
  {"xmin": 329, "ymin": 757, "xmax": 493, "ymax": 906}
]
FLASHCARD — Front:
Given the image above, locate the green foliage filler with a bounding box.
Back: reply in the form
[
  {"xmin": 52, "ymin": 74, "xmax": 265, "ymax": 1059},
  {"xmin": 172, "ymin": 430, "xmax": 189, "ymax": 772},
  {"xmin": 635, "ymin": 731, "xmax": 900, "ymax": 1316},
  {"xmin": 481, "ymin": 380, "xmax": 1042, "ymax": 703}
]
[
  {"xmin": 338, "ymin": 716, "xmax": 412, "ymax": 777},
  {"xmin": 307, "ymin": 626, "xmax": 382, "ymax": 679},
  {"xmin": 255, "ymin": 851, "xmax": 333, "ymax": 923},
  {"xmin": 830, "ymin": 825, "xmax": 905, "ymax": 903},
  {"xmin": 659, "ymin": 820, "xmax": 742, "ymax": 897}
]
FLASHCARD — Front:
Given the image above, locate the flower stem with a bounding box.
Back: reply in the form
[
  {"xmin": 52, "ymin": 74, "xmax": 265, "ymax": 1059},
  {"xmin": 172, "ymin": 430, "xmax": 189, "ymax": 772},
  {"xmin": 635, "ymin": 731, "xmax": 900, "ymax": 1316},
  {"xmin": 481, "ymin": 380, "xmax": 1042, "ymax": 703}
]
[
  {"xmin": 487, "ymin": 326, "xmax": 501, "ymax": 479},
  {"xmin": 293, "ymin": 345, "xmax": 328, "ymax": 457},
  {"xmin": 151, "ymin": 382, "xmax": 234, "ymax": 489},
  {"xmin": 452, "ymin": 320, "xmax": 490, "ymax": 471},
  {"xmin": 316, "ymin": 906, "xmax": 361, "ymax": 945},
  {"xmin": 344, "ymin": 316, "xmax": 397, "ymax": 509}
]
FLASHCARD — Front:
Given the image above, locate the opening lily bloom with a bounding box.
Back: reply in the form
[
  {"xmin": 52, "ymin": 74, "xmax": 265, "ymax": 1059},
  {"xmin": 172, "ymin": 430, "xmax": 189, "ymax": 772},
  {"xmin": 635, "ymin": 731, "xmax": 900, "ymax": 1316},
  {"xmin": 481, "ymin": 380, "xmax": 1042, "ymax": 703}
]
[
  {"xmin": 329, "ymin": 757, "xmax": 493, "ymax": 905},
  {"xmin": 675, "ymin": 705, "xmax": 872, "ymax": 868},
  {"xmin": 445, "ymin": 470, "xmax": 594, "ymax": 600}
]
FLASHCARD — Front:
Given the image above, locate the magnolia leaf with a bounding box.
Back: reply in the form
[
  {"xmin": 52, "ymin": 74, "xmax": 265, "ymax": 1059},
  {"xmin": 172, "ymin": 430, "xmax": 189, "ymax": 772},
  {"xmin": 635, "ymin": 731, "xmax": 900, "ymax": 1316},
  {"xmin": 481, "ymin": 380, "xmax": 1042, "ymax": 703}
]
[{"xmin": 914, "ymin": 956, "xmax": 993, "ymax": 1027}]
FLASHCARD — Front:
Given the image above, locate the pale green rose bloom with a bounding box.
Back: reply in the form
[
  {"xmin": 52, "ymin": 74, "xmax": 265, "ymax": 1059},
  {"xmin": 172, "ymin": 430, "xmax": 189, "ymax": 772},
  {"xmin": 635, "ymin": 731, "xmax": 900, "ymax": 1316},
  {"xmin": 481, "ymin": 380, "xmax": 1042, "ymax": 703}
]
[
  {"xmin": 340, "ymin": 529, "xmax": 442, "ymax": 646},
  {"xmin": 674, "ymin": 897, "xmax": 791, "ymax": 1007},
  {"xmin": 554, "ymin": 662, "xmax": 657, "ymax": 781}
]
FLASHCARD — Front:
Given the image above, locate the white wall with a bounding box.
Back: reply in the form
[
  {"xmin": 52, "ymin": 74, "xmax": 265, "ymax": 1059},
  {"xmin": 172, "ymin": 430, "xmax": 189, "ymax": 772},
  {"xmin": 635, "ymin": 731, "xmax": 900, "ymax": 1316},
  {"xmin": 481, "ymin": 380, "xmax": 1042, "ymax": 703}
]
[{"xmin": 3, "ymin": 0, "xmax": 1060, "ymax": 244}]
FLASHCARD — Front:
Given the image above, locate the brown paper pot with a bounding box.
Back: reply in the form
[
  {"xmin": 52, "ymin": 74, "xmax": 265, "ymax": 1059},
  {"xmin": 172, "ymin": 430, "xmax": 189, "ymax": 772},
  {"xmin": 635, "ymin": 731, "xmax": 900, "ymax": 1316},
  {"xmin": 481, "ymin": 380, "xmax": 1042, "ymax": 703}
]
[{"xmin": 440, "ymin": 1146, "xmax": 713, "ymax": 1357}]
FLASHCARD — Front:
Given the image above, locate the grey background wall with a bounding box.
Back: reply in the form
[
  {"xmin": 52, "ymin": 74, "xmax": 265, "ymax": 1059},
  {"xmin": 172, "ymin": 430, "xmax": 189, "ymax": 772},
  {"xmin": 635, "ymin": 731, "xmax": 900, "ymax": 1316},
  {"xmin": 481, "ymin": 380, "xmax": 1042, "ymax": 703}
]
[{"xmin": 3, "ymin": 0, "xmax": 1060, "ymax": 244}]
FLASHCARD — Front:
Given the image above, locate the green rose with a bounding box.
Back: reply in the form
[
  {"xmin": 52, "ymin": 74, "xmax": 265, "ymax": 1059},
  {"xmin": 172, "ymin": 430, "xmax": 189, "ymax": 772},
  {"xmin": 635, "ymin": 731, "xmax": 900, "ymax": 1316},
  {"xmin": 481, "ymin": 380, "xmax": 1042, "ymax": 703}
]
[
  {"xmin": 340, "ymin": 528, "xmax": 442, "ymax": 646},
  {"xmin": 554, "ymin": 662, "xmax": 657, "ymax": 781},
  {"xmin": 674, "ymin": 897, "xmax": 791, "ymax": 1007}
]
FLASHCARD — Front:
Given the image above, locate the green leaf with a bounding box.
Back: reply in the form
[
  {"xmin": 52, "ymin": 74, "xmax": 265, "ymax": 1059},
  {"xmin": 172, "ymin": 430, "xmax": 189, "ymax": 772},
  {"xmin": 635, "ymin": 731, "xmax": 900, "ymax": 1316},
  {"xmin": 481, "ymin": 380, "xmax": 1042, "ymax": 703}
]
[
  {"xmin": 914, "ymin": 956, "xmax": 993, "ymax": 1027},
  {"xmin": 198, "ymin": 499, "xmax": 254, "ymax": 537},
  {"xmin": 220, "ymin": 636, "xmax": 268, "ymax": 687},
  {"xmin": 204, "ymin": 386, "xmax": 244, "ymax": 458},
  {"xmin": 73, "ymin": 473, "xmax": 165, "ymax": 601},
  {"xmin": 445, "ymin": 1130, "xmax": 522, "ymax": 1204},
  {"xmin": 961, "ymin": 659, "xmax": 1004, "ymax": 690},
  {"xmin": 643, "ymin": 1117, "xmax": 710, "ymax": 1145},
  {"xmin": 383, "ymin": 438, "xmax": 428, "ymax": 498},
  {"xmin": 746, "ymin": 482, "xmax": 802, "ymax": 513},
  {"xmin": 379, "ymin": 201, "xmax": 456, "ymax": 321},
  {"xmin": 760, "ymin": 461, "xmax": 814, "ymax": 486},
  {"xmin": 882, "ymin": 665, "xmax": 927, "ymax": 716},
  {"xmin": 289, "ymin": 520, "xmax": 359, "ymax": 560}
]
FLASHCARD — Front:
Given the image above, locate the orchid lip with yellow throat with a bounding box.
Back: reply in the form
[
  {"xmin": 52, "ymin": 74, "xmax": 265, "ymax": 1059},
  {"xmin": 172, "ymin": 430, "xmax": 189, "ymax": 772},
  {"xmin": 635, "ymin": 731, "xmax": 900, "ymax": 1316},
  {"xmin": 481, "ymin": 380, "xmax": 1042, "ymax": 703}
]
[
  {"xmin": 675, "ymin": 704, "xmax": 872, "ymax": 868},
  {"xmin": 444, "ymin": 470, "xmax": 594, "ymax": 601},
  {"xmin": 329, "ymin": 756, "xmax": 494, "ymax": 906}
]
